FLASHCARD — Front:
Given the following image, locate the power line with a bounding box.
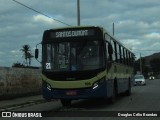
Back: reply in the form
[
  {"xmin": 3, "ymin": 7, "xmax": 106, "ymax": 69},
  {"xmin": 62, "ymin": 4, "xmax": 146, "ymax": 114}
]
[
  {"xmin": 12, "ymin": 0, "xmax": 71, "ymax": 26},
  {"xmin": 132, "ymin": 49, "xmax": 160, "ymax": 52}
]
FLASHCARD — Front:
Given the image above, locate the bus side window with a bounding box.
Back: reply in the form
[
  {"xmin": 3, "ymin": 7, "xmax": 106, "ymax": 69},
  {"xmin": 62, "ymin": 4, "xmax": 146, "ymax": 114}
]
[
  {"xmin": 106, "ymin": 42, "xmax": 108, "ymax": 60},
  {"xmin": 126, "ymin": 50, "xmax": 129, "ymax": 65},
  {"xmin": 132, "ymin": 54, "xmax": 135, "ymax": 66},
  {"xmin": 108, "ymin": 43, "xmax": 113, "ymax": 61},
  {"xmin": 116, "ymin": 44, "xmax": 120, "ymax": 63},
  {"xmin": 123, "ymin": 48, "xmax": 126, "ymax": 64},
  {"xmin": 128, "ymin": 52, "xmax": 130, "ymax": 65},
  {"xmin": 111, "ymin": 40, "xmax": 116, "ymax": 62},
  {"xmin": 119, "ymin": 45, "xmax": 121, "ymax": 63},
  {"xmin": 120, "ymin": 46, "xmax": 124, "ymax": 64},
  {"xmin": 114, "ymin": 42, "xmax": 118, "ymax": 62}
]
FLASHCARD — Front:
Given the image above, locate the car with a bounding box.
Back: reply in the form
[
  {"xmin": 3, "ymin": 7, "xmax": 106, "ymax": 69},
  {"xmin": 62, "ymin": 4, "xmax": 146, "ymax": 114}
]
[
  {"xmin": 149, "ymin": 76, "xmax": 155, "ymax": 80},
  {"xmin": 134, "ymin": 75, "xmax": 146, "ymax": 86}
]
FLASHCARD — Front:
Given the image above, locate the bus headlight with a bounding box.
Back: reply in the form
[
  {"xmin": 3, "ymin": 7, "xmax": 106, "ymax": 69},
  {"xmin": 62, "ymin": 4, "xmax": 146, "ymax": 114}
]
[
  {"xmin": 92, "ymin": 77, "xmax": 105, "ymax": 90},
  {"xmin": 93, "ymin": 82, "xmax": 99, "ymax": 89},
  {"xmin": 47, "ymin": 84, "xmax": 51, "ymax": 91}
]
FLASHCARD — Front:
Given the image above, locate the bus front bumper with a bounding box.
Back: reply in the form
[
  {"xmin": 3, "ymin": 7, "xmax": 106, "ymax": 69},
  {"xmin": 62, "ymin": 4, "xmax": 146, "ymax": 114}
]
[{"xmin": 42, "ymin": 81, "xmax": 108, "ymax": 100}]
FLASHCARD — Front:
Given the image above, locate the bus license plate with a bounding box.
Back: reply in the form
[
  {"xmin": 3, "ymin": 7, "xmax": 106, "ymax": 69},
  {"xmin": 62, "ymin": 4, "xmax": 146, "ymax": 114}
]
[{"xmin": 66, "ymin": 91, "xmax": 77, "ymax": 96}]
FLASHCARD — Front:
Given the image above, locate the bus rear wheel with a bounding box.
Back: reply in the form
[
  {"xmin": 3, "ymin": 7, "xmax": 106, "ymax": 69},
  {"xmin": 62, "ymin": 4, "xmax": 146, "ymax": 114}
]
[
  {"xmin": 60, "ymin": 99, "xmax": 71, "ymax": 107},
  {"xmin": 125, "ymin": 79, "xmax": 131, "ymax": 96}
]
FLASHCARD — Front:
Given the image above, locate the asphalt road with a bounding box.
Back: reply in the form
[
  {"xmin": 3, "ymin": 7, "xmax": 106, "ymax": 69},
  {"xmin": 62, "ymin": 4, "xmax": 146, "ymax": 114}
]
[{"xmin": 1, "ymin": 79, "xmax": 160, "ymax": 120}]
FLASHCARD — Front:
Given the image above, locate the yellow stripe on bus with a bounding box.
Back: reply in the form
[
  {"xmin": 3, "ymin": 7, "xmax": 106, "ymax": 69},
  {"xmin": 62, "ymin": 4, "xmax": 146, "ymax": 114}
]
[{"xmin": 42, "ymin": 70, "xmax": 107, "ymax": 89}]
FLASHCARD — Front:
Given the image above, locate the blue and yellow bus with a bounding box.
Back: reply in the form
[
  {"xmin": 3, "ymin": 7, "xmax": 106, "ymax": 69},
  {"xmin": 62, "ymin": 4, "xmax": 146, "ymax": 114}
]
[{"xmin": 35, "ymin": 26, "xmax": 134, "ymax": 106}]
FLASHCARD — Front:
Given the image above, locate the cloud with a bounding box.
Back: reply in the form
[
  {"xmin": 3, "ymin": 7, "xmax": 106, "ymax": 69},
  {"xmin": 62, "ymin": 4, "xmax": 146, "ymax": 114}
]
[
  {"xmin": 0, "ymin": 26, "xmax": 15, "ymax": 35},
  {"xmin": 151, "ymin": 42, "xmax": 160, "ymax": 48},
  {"xmin": 1, "ymin": 0, "xmax": 160, "ymax": 66},
  {"xmin": 123, "ymin": 39, "xmax": 141, "ymax": 46},
  {"xmin": 150, "ymin": 21, "xmax": 160, "ymax": 29},
  {"xmin": 0, "ymin": 52, "xmax": 5, "ymax": 55},
  {"xmin": 144, "ymin": 32, "xmax": 160, "ymax": 40},
  {"xmin": 33, "ymin": 14, "xmax": 54, "ymax": 24},
  {"xmin": 121, "ymin": 39, "xmax": 142, "ymax": 51},
  {"xmin": 10, "ymin": 50, "xmax": 21, "ymax": 54}
]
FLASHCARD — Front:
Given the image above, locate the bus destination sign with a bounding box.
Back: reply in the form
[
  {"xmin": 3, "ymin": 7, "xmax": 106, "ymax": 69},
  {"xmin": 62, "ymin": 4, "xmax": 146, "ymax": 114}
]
[{"xmin": 50, "ymin": 29, "xmax": 95, "ymax": 38}]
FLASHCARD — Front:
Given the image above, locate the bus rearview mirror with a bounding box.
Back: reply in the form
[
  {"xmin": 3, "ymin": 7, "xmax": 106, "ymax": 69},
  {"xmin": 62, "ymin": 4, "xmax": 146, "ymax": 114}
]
[{"xmin": 35, "ymin": 49, "xmax": 39, "ymax": 59}]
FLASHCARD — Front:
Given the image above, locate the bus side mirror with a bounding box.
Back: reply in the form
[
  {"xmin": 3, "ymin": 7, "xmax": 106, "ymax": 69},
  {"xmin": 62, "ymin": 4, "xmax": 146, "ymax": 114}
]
[{"xmin": 35, "ymin": 49, "xmax": 39, "ymax": 59}]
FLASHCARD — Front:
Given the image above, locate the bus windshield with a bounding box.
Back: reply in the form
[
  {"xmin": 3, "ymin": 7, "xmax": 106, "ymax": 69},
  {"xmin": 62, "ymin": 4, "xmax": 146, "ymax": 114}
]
[{"xmin": 43, "ymin": 40, "xmax": 104, "ymax": 72}]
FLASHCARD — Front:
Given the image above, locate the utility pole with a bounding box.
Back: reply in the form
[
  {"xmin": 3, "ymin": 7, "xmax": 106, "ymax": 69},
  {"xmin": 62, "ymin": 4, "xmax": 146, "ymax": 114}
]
[
  {"xmin": 77, "ymin": 0, "xmax": 80, "ymax": 26},
  {"xmin": 140, "ymin": 53, "xmax": 142, "ymax": 74},
  {"xmin": 113, "ymin": 23, "xmax": 114, "ymax": 36}
]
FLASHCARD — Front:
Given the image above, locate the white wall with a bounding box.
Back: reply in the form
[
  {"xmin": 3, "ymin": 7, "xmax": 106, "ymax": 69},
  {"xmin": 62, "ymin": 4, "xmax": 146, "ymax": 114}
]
[{"xmin": 0, "ymin": 67, "xmax": 41, "ymax": 97}]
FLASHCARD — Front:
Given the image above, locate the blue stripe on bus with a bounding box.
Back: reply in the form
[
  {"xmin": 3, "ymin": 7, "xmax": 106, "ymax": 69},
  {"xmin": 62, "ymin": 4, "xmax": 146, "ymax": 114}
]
[{"xmin": 42, "ymin": 81, "xmax": 109, "ymax": 100}]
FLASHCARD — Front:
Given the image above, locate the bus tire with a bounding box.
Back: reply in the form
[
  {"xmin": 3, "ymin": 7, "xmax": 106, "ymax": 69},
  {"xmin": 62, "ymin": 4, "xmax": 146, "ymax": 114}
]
[
  {"xmin": 125, "ymin": 78, "xmax": 131, "ymax": 96},
  {"xmin": 60, "ymin": 99, "xmax": 71, "ymax": 107},
  {"xmin": 108, "ymin": 81, "xmax": 117, "ymax": 104}
]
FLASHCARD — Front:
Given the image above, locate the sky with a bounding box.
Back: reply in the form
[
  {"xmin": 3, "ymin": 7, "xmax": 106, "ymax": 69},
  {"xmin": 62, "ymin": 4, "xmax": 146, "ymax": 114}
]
[{"xmin": 1, "ymin": 0, "xmax": 160, "ymax": 67}]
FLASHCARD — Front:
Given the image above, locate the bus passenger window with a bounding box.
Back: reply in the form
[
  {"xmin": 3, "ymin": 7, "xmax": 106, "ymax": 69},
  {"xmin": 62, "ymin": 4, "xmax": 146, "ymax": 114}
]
[
  {"xmin": 123, "ymin": 48, "xmax": 126, "ymax": 64},
  {"xmin": 111, "ymin": 41, "xmax": 116, "ymax": 61},
  {"xmin": 126, "ymin": 50, "xmax": 129, "ymax": 65},
  {"xmin": 108, "ymin": 43, "xmax": 113, "ymax": 61},
  {"xmin": 119, "ymin": 45, "xmax": 122, "ymax": 63},
  {"xmin": 116, "ymin": 43, "xmax": 121, "ymax": 63},
  {"xmin": 114, "ymin": 42, "xmax": 117, "ymax": 62}
]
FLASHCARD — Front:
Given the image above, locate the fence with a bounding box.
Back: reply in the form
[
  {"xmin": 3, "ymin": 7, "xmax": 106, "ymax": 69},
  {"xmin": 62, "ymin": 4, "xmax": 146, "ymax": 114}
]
[{"xmin": 0, "ymin": 67, "xmax": 41, "ymax": 99}]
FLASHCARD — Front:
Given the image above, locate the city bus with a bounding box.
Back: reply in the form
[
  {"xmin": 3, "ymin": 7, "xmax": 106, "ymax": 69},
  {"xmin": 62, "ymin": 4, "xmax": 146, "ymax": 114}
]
[{"xmin": 35, "ymin": 26, "xmax": 134, "ymax": 107}]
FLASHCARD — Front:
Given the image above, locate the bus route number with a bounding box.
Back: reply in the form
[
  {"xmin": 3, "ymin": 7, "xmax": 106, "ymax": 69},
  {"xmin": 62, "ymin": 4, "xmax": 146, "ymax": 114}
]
[{"xmin": 46, "ymin": 63, "xmax": 51, "ymax": 69}]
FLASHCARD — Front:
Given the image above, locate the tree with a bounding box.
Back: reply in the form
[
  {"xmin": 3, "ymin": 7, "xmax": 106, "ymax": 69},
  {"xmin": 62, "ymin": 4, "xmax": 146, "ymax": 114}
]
[
  {"xmin": 12, "ymin": 62, "xmax": 25, "ymax": 68},
  {"xmin": 20, "ymin": 44, "xmax": 34, "ymax": 66},
  {"xmin": 27, "ymin": 52, "xmax": 34, "ymax": 66},
  {"xmin": 150, "ymin": 58, "xmax": 160, "ymax": 73}
]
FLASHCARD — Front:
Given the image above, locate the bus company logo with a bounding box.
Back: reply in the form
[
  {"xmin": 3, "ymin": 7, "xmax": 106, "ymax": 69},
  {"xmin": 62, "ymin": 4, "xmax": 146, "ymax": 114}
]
[
  {"xmin": 1, "ymin": 112, "xmax": 42, "ymax": 118},
  {"xmin": 2, "ymin": 112, "xmax": 11, "ymax": 117}
]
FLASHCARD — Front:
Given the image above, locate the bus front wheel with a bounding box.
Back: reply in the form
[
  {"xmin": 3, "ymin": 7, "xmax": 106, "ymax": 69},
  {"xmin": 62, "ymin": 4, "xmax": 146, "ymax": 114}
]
[
  {"xmin": 108, "ymin": 85, "xmax": 117, "ymax": 104},
  {"xmin": 60, "ymin": 99, "xmax": 71, "ymax": 107}
]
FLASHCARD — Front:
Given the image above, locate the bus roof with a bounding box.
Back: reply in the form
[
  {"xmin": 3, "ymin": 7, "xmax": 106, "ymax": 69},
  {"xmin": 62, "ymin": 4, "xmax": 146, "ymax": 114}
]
[{"xmin": 48, "ymin": 26, "xmax": 97, "ymax": 30}]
